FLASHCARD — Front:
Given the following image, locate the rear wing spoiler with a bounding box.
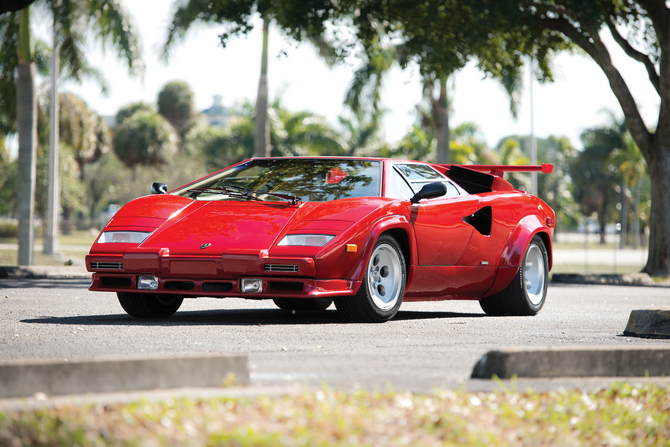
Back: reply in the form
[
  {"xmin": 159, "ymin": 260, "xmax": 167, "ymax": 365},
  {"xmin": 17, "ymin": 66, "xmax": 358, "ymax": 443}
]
[{"xmin": 433, "ymin": 163, "xmax": 554, "ymax": 194}]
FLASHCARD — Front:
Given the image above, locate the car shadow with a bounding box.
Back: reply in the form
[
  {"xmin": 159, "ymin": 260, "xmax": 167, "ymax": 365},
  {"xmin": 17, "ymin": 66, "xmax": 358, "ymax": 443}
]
[
  {"xmin": 0, "ymin": 278, "xmax": 91, "ymax": 289},
  {"xmin": 21, "ymin": 308, "xmax": 486, "ymax": 327}
]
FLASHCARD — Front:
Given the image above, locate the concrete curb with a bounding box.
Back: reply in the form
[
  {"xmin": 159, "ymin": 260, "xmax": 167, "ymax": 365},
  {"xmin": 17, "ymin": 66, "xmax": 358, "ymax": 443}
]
[
  {"xmin": 0, "ymin": 354, "xmax": 249, "ymax": 399},
  {"xmin": 471, "ymin": 346, "xmax": 670, "ymax": 379},
  {"xmin": 0, "ymin": 266, "xmax": 90, "ymax": 279},
  {"xmin": 551, "ymin": 273, "xmax": 656, "ymax": 286},
  {"xmin": 624, "ymin": 309, "xmax": 670, "ymax": 339}
]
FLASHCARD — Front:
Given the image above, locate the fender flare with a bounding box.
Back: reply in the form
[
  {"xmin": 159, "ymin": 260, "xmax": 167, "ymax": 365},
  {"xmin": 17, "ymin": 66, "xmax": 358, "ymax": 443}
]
[
  {"xmin": 347, "ymin": 215, "xmax": 416, "ymax": 286},
  {"xmin": 483, "ymin": 215, "xmax": 552, "ymax": 298},
  {"xmin": 499, "ymin": 214, "xmax": 553, "ymax": 270}
]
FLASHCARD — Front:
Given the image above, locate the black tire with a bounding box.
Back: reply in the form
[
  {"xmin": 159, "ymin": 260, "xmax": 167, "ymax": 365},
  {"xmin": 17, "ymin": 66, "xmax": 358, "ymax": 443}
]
[
  {"xmin": 335, "ymin": 234, "xmax": 406, "ymax": 323},
  {"xmin": 117, "ymin": 292, "xmax": 183, "ymax": 318},
  {"xmin": 479, "ymin": 235, "xmax": 549, "ymax": 316},
  {"xmin": 273, "ymin": 298, "xmax": 333, "ymax": 311}
]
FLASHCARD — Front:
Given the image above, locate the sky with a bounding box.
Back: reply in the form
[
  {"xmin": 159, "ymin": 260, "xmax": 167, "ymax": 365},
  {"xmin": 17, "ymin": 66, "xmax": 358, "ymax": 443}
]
[{"xmin": 32, "ymin": 1, "xmax": 661, "ymax": 152}]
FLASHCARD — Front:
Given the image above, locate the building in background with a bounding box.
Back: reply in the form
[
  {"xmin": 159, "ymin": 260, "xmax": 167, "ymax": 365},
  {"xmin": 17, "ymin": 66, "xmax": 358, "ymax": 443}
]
[{"xmin": 201, "ymin": 95, "xmax": 233, "ymax": 127}]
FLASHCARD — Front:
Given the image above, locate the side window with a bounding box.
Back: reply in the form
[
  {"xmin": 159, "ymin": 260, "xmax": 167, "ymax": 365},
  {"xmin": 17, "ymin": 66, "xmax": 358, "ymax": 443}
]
[
  {"xmin": 389, "ymin": 168, "xmax": 415, "ymax": 200},
  {"xmin": 395, "ymin": 163, "xmax": 463, "ymax": 198}
]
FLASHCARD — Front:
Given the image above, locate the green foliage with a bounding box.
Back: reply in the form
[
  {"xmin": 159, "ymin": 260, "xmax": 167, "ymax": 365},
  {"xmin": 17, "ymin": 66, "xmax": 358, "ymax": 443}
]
[
  {"xmin": 570, "ymin": 113, "xmax": 648, "ymax": 240},
  {"xmin": 157, "ymin": 80, "xmax": 195, "ymax": 137},
  {"xmin": 198, "ymin": 99, "xmax": 344, "ymax": 171},
  {"xmin": 83, "ymin": 150, "xmax": 208, "ymax": 214},
  {"xmin": 0, "ymin": 157, "xmax": 17, "ymax": 216},
  {"xmin": 46, "ymin": 92, "xmax": 111, "ymax": 177},
  {"xmin": 115, "ymin": 101, "xmax": 153, "ymax": 126},
  {"xmin": 338, "ymin": 109, "xmax": 387, "ymax": 156},
  {"xmin": 1, "ymin": 383, "xmax": 668, "ymax": 446},
  {"xmin": 452, "ymin": 122, "xmax": 500, "ymax": 165},
  {"xmin": 113, "ymin": 109, "xmax": 178, "ymax": 168},
  {"xmin": 382, "ymin": 124, "xmax": 435, "ymax": 162}
]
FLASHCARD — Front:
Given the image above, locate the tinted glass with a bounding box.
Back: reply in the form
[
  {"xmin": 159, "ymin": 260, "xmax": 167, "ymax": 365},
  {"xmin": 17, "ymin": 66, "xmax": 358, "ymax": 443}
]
[
  {"xmin": 395, "ymin": 163, "xmax": 443, "ymax": 180},
  {"xmin": 174, "ymin": 159, "xmax": 381, "ymax": 202},
  {"xmin": 389, "ymin": 168, "xmax": 415, "ymax": 200}
]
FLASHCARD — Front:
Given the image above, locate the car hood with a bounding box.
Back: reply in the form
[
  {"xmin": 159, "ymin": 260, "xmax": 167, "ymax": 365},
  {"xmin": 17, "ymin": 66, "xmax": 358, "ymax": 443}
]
[{"xmin": 139, "ymin": 201, "xmax": 301, "ymax": 256}]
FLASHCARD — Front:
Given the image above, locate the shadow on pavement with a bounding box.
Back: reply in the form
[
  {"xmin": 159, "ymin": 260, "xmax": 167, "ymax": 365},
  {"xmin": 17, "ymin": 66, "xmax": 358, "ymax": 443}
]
[
  {"xmin": 21, "ymin": 308, "xmax": 486, "ymax": 327},
  {"xmin": 0, "ymin": 279, "xmax": 91, "ymax": 289}
]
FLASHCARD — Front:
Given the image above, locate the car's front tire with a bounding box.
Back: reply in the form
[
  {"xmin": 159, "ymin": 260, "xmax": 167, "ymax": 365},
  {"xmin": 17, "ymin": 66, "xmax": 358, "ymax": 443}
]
[
  {"xmin": 479, "ymin": 235, "xmax": 549, "ymax": 316},
  {"xmin": 335, "ymin": 234, "xmax": 406, "ymax": 323},
  {"xmin": 117, "ymin": 292, "xmax": 183, "ymax": 318},
  {"xmin": 273, "ymin": 298, "xmax": 333, "ymax": 311}
]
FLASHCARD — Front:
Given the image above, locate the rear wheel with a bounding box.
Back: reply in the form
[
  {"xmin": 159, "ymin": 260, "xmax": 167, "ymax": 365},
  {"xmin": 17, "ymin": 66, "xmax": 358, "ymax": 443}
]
[
  {"xmin": 117, "ymin": 292, "xmax": 183, "ymax": 318},
  {"xmin": 479, "ymin": 235, "xmax": 548, "ymax": 316},
  {"xmin": 273, "ymin": 298, "xmax": 333, "ymax": 311},
  {"xmin": 335, "ymin": 234, "xmax": 406, "ymax": 323}
]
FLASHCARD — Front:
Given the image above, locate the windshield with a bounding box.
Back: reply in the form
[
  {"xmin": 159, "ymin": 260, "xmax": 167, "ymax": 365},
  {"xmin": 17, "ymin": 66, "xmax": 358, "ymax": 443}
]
[{"xmin": 173, "ymin": 159, "xmax": 382, "ymax": 202}]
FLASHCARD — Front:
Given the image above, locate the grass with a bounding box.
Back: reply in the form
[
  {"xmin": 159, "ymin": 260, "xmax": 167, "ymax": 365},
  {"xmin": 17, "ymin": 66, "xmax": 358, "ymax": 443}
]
[
  {"xmin": 1, "ymin": 383, "xmax": 668, "ymax": 446},
  {"xmin": 0, "ymin": 250, "xmax": 78, "ymax": 267},
  {"xmin": 551, "ymin": 264, "xmax": 645, "ymax": 275},
  {"xmin": 0, "ymin": 231, "xmax": 97, "ymax": 247}
]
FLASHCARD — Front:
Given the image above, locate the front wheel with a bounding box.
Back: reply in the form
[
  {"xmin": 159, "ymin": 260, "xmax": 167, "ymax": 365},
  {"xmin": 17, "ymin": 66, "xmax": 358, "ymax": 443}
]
[
  {"xmin": 479, "ymin": 235, "xmax": 549, "ymax": 316},
  {"xmin": 335, "ymin": 234, "xmax": 406, "ymax": 323},
  {"xmin": 117, "ymin": 292, "xmax": 183, "ymax": 318}
]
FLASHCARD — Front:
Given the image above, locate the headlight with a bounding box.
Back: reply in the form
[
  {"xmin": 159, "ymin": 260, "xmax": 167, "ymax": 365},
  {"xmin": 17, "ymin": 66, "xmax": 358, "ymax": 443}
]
[
  {"xmin": 277, "ymin": 234, "xmax": 335, "ymax": 247},
  {"xmin": 97, "ymin": 231, "xmax": 152, "ymax": 244}
]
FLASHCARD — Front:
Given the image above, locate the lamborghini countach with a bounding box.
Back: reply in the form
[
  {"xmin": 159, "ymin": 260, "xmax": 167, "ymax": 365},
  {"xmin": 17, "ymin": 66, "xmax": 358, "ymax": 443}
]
[{"xmin": 86, "ymin": 157, "xmax": 555, "ymax": 322}]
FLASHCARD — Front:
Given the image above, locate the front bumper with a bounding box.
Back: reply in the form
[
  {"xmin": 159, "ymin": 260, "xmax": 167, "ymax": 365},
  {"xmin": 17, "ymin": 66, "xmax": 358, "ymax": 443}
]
[{"xmin": 86, "ymin": 252, "xmax": 360, "ymax": 298}]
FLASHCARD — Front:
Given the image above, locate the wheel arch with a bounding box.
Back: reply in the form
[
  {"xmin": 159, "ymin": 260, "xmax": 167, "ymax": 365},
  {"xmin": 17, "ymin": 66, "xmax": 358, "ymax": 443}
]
[
  {"xmin": 347, "ymin": 215, "xmax": 415, "ymax": 284},
  {"xmin": 500, "ymin": 215, "xmax": 553, "ymax": 270},
  {"xmin": 483, "ymin": 216, "xmax": 552, "ymax": 299}
]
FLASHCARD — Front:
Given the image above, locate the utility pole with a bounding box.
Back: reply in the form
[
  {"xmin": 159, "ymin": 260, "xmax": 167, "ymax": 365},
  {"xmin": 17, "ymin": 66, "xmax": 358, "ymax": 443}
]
[
  {"xmin": 44, "ymin": 20, "xmax": 60, "ymax": 255},
  {"xmin": 529, "ymin": 56, "xmax": 537, "ymax": 196}
]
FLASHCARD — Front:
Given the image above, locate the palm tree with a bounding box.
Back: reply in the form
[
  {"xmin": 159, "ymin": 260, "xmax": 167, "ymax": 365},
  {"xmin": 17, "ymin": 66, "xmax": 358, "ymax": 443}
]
[
  {"xmin": 162, "ymin": 2, "xmax": 339, "ymax": 159},
  {"xmin": 0, "ymin": 0, "xmax": 143, "ymax": 262},
  {"xmin": 344, "ymin": 32, "xmax": 525, "ymax": 165},
  {"xmin": 571, "ymin": 114, "xmax": 636, "ymax": 245}
]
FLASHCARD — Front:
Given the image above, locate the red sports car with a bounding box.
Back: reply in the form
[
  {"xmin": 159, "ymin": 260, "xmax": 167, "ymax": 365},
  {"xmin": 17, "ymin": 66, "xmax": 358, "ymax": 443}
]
[{"xmin": 86, "ymin": 157, "xmax": 554, "ymax": 322}]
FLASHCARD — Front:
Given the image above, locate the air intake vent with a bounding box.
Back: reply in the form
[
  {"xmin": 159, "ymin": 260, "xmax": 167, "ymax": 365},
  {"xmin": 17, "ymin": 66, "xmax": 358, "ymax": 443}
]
[
  {"xmin": 101, "ymin": 277, "xmax": 131, "ymax": 288},
  {"xmin": 91, "ymin": 262, "xmax": 123, "ymax": 270},
  {"xmin": 269, "ymin": 282, "xmax": 304, "ymax": 292},
  {"xmin": 448, "ymin": 165, "xmax": 494, "ymax": 194},
  {"xmin": 264, "ymin": 264, "xmax": 299, "ymax": 272}
]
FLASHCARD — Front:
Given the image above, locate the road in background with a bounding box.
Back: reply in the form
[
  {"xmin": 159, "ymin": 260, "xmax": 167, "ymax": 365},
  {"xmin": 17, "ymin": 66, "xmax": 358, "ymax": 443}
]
[{"xmin": 1, "ymin": 280, "xmax": 668, "ymax": 392}]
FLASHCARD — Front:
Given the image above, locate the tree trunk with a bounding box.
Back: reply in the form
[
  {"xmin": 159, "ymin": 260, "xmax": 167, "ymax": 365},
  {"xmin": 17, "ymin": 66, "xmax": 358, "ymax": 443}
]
[
  {"xmin": 44, "ymin": 24, "xmax": 60, "ymax": 255},
  {"xmin": 598, "ymin": 190, "xmax": 608, "ymax": 245},
  {"xmin": 16, "ymin": 60, "xmax": 37, "ymax": 265},
  {"xmin": 619, "ymin": 176, "xmax": 628, "ymax": 249},
  {"xmin": 643, "ymin": 138, "xmax": 670, "ymax": 276},
  {"xmin": 254, "ymin": 16, "xmax": 270, "ymax": 158},
  {"xmin": 434, "ymin": 78, "xmax": 450, "ymax": 164}
]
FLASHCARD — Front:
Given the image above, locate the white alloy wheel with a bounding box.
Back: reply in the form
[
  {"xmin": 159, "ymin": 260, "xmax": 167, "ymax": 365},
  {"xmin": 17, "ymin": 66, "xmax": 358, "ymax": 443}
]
[
  {"xmin": 367, "ymin": 243, "xmax": 403, "ymax": 311},
  {"xmin": 523, "ymin": 242, "xmax": 546, "ymax": 306}
]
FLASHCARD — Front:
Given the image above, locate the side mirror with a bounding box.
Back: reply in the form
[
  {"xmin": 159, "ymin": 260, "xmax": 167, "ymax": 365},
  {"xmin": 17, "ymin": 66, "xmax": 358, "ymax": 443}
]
[
  {"xmin": 151, "ymin": 182, "xmax": 168, "ymax": 194},
  {"xmin": 410, "ymin": 181, "xmax": 447, "ymax": 203}
]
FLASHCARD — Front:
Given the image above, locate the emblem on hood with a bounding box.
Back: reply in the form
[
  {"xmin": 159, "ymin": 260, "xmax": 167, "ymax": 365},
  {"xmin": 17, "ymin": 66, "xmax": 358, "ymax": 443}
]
[{"xmin": 200, "ymin": 243, "xmax": 212, "ymax": 250}]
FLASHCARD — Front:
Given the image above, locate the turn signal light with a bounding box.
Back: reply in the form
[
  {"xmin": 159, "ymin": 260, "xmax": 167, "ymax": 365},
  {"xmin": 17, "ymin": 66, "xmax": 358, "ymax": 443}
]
[{"xmin": 345, "ymin": 244, "xmax": 358, "ymax": 253}]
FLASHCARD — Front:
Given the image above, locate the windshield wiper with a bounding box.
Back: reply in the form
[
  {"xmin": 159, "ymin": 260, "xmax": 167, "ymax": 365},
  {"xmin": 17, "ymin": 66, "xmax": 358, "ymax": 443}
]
[{"xmin": 187, "ymin": 185, "xmax": 301, "ymax": 205}]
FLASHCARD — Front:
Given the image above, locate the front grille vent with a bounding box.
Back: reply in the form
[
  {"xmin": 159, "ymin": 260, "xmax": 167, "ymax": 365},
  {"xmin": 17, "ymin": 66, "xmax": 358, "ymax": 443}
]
[
  {"xmin": 269, "ymin": 282, "xmax": 304, "ymax": 292},
  {"xmin": 264, "ymin": 264, "xmax": 298, "ymax": 272},
  {"xmin": 92, "ymin": 262, "xmax": 123, "ymax": 270},
  {"xmin": 101, "ymin": 277, "xmax": 131, "ymax": 288}
]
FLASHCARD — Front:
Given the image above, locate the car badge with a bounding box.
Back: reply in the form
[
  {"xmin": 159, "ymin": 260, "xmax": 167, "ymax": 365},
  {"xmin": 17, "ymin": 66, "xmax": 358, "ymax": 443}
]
[{"xmin": 200, "ymin": 243, "xmax": 211, "ymax": 250}]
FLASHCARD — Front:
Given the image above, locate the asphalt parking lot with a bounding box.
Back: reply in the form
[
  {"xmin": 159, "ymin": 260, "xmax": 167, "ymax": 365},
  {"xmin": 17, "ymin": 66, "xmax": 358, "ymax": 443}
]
[{"xmin": 1, "ymin": 279, "xmax": 669, "ymax": 397}]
